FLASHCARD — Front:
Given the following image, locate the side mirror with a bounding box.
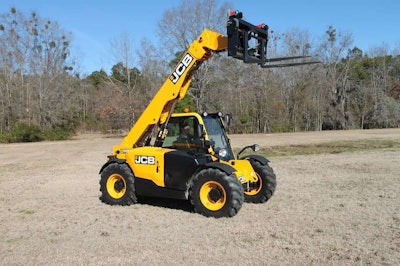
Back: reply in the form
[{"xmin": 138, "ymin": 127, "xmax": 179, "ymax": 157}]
[
  {"xmin": 237, "ymin": 144, "xmax": 260, "ymax": 159},
  {"xmin": 225, "ymin": 114, "xmax": 232, "ymax": 127},
  {"xmin": 252, "ymin": 144, "xmax": 260, "ymax": 152}
]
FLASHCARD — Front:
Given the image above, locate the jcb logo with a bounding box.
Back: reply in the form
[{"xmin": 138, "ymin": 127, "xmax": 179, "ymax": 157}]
[
  {"xmin": 169, "ymin": 53, "xmax": 193, "ymax": 84},
  {"xmin": 134, "ymin": 156, "xmax": 155, "ymax": 165}
]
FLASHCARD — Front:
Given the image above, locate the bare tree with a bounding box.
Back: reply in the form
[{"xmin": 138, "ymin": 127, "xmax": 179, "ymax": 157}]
[
  {"xmin": 0, "ymin": 7, "xmax": 76, "ymax": 134},
  {"xmin": 137, "ymin": 37, "xmax": 167, "ymax": 101},
  {"xmin": 157, "ymin": 0, "xmax": 230, "ymax": 58},
  {"xmin": 0, "ymin": 8, "xmax": 30, "ymax": 131},
  {"xmin": 367, "ymin": 45, "xmax": 400, "ymax": 127},
  {"xmin": 105, "ymin": 33, "xmax": 142, "ymax": 126},
  {"xmin": 135, "ymin": 38, "xmax": 168, "ymax": 118},
  {"xmin": 318, "ymin": 25, "xmax": 353, "ymax": 129},
  {"xmin": 271, "ymin": 28, "xmax": 326, "ymax": 131},
  {"xmin": 110, "ymin": 32, "xmax": 137, "ymax": 93}
]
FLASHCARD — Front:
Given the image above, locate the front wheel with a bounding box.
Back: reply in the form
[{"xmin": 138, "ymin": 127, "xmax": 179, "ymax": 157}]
[
  {"xmin": 99, "ymin": 163, "xmax": 137, "ymax": 205},
  {"xmin": 244, "ymin": 160, "xmax": 276, "ymax": 203},
  {"xmin": 190, "ymin": 168, "xmax": 244, "ymax": 218}
]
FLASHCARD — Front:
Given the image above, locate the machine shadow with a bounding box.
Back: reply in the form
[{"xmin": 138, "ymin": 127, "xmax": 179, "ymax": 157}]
[{"xmin": 137, "ymin": 196, "xmax": 194, "ymax": 213}]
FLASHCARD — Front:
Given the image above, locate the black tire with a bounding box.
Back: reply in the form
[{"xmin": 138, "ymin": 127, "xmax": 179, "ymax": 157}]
[
  {"xmin": 244, "ymin": 160, "xmax": 276, "ymax": 203},
  {"xmin": 189, "ymin": 168, "xmax": 244, "ymax": 218},
  {"xmin": 99, "ymin": 163, "xmax": 137, "ymax": 205}
]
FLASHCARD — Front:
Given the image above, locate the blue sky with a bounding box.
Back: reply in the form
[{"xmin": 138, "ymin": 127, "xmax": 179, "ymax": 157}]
[{"xmin": 1, "ymin": 1, "xmax": 399, "ymax": 75}]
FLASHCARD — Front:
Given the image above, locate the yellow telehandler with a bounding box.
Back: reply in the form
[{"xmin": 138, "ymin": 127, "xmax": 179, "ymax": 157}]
[{"xmin": 99, "ymin": 11, "xmax": 311, "ymax": 217}]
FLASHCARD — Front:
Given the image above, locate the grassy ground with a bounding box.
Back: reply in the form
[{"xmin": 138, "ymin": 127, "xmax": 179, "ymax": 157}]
[
  {"xmin": 1, "ymin": 129, "xmax": 399, "ymax": 265},
  {"xmin": 256, "ymin": 139, "xmax": 400, "ymax": 157}
]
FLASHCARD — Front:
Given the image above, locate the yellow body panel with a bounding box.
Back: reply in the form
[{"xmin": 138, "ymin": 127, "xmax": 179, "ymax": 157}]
[
  {"xmin": 123, "ymin": 147, "xmax": 173, "ymax": 187},
  {"xmin": 225, "ymin": 159, "xmax": 258, "ymax": 184}
]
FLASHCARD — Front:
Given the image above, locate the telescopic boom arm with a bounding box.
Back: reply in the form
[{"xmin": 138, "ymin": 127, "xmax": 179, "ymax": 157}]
[{"xmin": 114, "ymin": 29, "xmax": 229, "ymax": 154}]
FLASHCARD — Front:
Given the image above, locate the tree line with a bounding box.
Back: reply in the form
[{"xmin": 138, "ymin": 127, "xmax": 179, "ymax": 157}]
[{"xmin": 1, "ymin": 1, "xmax": 399, "ymax": 142}]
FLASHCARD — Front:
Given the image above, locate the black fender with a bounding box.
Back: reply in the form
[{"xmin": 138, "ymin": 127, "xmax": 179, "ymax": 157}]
[
  {"xmin": 203, "ymin": 161, "xmax": 236, "ymax": 175},
  {"xmin": 99, "ymin": 156, "xmax": 126, "ymax": 174},
  {"xmin": 243, "ymin": 154, "xmax": 270, "ymax": 166}
]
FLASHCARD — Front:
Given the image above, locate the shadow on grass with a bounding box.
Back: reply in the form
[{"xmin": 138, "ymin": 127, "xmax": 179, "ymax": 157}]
[{"xmin": 137, "ymin": 196, "xmax": 194, "ymax": 213}]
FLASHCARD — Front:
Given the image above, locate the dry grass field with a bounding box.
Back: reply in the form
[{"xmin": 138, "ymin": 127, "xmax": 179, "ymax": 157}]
[{"xmin": 1, "ymin": 128, "xmax": 399, "ymax": 265}]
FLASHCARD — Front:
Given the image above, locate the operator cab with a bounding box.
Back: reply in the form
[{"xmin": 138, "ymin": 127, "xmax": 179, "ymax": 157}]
[
  {"xmin": 162, "ymin": 112, "xmax": 235, "ymax": 161},
  {"xmin": 163, "ymin": 115, "xmax": 205, "ymax": 152}
]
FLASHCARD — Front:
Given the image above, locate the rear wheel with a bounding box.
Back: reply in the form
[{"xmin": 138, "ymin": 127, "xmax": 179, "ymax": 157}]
[
  {"xmin": 190, "ymin": 168, "xmax": 244, "ymax": 218},
  {"xmin": 100, "ymin": 163, "xmax": 137, "ymax": 205},
  {"xmin": 244, "ymin": 160, "xmax": 276, "ymax": 203}
]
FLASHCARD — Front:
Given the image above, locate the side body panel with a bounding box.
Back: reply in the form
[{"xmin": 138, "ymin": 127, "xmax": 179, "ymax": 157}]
[{"xmin": 125, "ymin": 147, "xmax": 169, "ymax": 187}]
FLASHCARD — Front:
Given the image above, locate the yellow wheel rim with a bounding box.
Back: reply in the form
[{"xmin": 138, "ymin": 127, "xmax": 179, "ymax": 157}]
[
  {"xmin": 244, "ymin": 173, "xmax": 262, "ymax": 196},
  {"xmin": 199, "ymin": 181, "xmax": 226, "ymax": 211},
  {"xmin": 106, "ymin": 174, "xmax": 126, "ymax": 199}
]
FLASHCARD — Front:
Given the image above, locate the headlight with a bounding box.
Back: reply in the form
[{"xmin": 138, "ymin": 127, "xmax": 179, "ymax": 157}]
[{"xmin": 218, "ymin": 148, "xmax": 227, "ymax": 158}]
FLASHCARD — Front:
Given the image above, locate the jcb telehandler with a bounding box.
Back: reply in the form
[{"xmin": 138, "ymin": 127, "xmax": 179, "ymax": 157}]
[{"xmin": 99, "ymin": 11, "xmax": 311, "ymax": 217}]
